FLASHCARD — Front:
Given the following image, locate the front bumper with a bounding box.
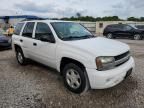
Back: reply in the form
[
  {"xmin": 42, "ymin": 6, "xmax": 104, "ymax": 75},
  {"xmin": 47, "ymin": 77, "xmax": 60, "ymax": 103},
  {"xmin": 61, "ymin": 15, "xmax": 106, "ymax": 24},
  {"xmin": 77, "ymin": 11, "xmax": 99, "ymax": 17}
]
[{"xmin": 86, "ymin": 57, "xmax": 135, "ymax": 89}]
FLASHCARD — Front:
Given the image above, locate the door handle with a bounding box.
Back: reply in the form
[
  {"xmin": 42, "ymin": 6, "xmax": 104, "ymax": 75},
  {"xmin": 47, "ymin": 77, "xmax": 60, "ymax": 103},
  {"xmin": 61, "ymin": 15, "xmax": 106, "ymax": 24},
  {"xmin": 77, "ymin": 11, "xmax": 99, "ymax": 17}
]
[
  {"xmin": 20, "ymin": 39, "xmax": 23, "ymax": 42},
  {"xmin": 33, "ymin": 43, "xmax": 37, "ymax": 46}
]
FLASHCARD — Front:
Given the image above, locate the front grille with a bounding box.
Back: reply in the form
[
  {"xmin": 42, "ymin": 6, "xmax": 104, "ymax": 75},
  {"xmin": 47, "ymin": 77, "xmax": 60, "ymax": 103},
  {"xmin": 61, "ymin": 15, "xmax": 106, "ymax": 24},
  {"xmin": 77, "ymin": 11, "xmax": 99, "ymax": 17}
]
[{"xmin": 114, "ymin": 51, "xmax": 130, "ymax": 67}]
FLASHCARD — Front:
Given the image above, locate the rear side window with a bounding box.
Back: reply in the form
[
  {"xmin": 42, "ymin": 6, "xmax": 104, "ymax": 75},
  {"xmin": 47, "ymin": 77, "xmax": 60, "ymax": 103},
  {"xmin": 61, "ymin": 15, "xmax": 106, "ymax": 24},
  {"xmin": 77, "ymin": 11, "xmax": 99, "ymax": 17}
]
[
  {"xmin": 35, "ymin": 22, "xmax": 52, "ymax": 40},
  {"xmin": 106, "ymin": 25, "xmax": 115, "ymax": 29},
  {"xmin": 22, "ymin": 22, "xmax": 35, "ymax": 38},
  {"xmin": 14, "ymin": 23, "xmax": 24, "ymax": 35},
  {"xmin": 118, "ymin": 25, "xmax": 124, "ymax": 29},
  {"xmin": 108, "ymin": 25, "xmax": 122, "ymax": 29},
  {"xmin": 123, "ymin": 25, "xmax": 132, "ymax": 30}
]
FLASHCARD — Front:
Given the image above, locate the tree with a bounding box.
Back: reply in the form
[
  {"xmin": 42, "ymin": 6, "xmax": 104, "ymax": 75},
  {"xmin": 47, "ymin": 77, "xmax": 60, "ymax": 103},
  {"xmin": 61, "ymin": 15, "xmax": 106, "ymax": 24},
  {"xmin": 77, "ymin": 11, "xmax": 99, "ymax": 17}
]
[
  {"xmin": 95, "ymin": 17, "xmax": 102, "ymax": 21},
  {"xmin": 76, "ymin": 13, "xmax": 81, "ymax": 18},
  {"xmin": 127, "ymin": 17, "xmax": 140, "ymax": 21},
  {"xmin": 101, "ymin": 16, "xmax": 121, "ymax": 21},
  {"xmin": 140, "ymin": 17, "xmax": 144, "ymax": 21}
]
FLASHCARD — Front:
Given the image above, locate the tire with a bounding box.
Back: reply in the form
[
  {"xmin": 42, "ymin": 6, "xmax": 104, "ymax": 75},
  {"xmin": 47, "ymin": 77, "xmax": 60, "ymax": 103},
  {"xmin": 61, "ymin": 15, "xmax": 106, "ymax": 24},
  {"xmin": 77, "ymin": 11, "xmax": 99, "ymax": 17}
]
[
  {"xmin": 106, "ymin": 33, "xmax": 113, "ymax": 39},
  {"xmin": 62, "ymin": 63, "xmax": 89, "ymax": 94},
  {"xmin": 16, "ymin": 47, "xmax": 27, "ymax": 65},
  {"xmin": 133, "ymin": 34, "xmax": 142, "ymax": 40}
]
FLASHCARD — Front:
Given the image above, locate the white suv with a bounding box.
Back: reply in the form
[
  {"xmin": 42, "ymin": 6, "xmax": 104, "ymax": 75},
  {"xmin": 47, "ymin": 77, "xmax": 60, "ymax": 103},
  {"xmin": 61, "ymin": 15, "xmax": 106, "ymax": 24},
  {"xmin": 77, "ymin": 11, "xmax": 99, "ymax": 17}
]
[{"xmin": 12, "ymin": 20, "xmax": 135, "ymax": 94}]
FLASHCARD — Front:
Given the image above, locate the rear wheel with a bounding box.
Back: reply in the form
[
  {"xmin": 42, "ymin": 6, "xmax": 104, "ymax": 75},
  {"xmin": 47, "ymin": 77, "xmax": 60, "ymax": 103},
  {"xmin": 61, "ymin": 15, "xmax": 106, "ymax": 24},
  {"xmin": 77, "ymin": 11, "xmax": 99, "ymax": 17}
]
[
  {"xmin": 133, "ymin": 34, "xmax": 142, "ymax": 40},
  {"xmin": 106, "ymin": 33, "xmax": 113, "ymax": 39},
  {"xmin": 16, "ymin": 48, "xmax": 27, "ymax": 65},
  {"xmin": 63, "ymin": 63, "xmax": 89, "ymax": 94}
]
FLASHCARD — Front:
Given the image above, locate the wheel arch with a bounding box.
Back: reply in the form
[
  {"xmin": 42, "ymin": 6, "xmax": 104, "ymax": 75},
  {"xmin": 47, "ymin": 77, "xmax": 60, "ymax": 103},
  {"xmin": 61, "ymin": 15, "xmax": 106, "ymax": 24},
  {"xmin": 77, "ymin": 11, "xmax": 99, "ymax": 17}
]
[
  {"xmin": 60, "ymin": 57, "xmax": 86, "ymax": 75},
  {"xmin": 60, "ymin": 57, "xmax": 91, "ymax": 91},
  {"xmin": 14, "ymin": 44, "xmax": 22, "ymax": 52}
]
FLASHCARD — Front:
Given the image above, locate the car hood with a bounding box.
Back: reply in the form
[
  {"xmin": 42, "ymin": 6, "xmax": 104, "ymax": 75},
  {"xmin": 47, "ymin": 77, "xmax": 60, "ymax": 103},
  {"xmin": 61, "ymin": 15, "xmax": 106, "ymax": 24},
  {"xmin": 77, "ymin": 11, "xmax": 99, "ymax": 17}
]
[
  {"xmin": 138, "ymin": 29, "xmax": 144, "ymax": 32},
  {"xmin": 64, "ymin": 37, "xmax": 130, "ymax": 57}
]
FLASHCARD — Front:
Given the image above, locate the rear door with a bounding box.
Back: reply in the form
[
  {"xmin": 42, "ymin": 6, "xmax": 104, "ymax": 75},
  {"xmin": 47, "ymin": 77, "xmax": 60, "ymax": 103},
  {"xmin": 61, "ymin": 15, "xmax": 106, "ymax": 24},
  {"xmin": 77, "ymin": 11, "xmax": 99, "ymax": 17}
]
[
  {"xmin": 109, "ymin": 25, "xmax": 122, "ymax": 37},
  {"xmin": 114, "ymin": 25, "xmax": 125, "ymax": 37},
  {"xmin": 110, "ymin": 25, "xmax": 117, "ymax": 36},
  {"xmin": 21, "ymin": 22, "xmax": 36, "ymax": 58},
  {"xmin": 12, "ymin": 23, "xmax": 25, "ymax": 50}
]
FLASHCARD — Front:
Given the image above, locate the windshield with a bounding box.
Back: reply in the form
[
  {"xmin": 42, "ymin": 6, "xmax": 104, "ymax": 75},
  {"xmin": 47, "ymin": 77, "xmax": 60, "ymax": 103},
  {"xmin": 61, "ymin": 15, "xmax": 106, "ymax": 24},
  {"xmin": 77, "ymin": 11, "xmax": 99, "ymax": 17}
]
[
  {"xmin": 129, "ymin": 24, "xmax": 138, "ymax": 29},
  {"xmin": 51, "ymin": 22, "xmax": 94, "ymax": 41},
  {"xmin": 135, "ymin": 25, "xmax": 144, "ymax": 29}
]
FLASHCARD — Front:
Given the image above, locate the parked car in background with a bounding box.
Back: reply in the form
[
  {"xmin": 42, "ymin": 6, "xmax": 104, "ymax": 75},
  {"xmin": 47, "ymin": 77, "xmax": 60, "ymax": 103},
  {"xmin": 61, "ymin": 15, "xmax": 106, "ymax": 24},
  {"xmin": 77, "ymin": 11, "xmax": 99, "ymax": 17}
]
[
  {"xmin": 0, "ymin": 28, "xmax": 9, "ymax": 36},
  {"xmin": 103, "ymin": 24, "xmax": 144, "ymax": 40},
  {"xmin": 0, "ymin": 32, "xmax": 11, "ymax": 50},
  {"xmin": 12, "ymin": 20, "xmax": 135, "ymax": 94}
]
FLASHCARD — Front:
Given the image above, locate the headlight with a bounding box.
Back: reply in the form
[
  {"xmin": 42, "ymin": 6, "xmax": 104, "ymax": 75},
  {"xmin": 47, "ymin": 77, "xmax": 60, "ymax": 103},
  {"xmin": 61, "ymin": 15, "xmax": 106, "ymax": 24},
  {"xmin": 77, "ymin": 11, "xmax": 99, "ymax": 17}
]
[{"xmin": 96, "ymin": 56, "xmax": 115, "ymax": 71}]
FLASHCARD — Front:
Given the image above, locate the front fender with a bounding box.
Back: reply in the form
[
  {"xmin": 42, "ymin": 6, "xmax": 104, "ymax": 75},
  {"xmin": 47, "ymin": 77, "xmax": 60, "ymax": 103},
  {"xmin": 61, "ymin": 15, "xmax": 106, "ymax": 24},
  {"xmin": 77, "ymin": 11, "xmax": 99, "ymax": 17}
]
[{"xmin": 56, "ymin": 45, "xmax": 96, "ymax": 72}]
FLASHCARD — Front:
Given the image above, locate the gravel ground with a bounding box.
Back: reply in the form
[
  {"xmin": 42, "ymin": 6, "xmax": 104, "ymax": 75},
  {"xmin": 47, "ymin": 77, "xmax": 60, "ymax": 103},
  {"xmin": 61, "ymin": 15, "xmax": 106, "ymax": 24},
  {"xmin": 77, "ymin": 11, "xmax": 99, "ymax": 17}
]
[{"xmin": 0, "ymin": 39, "xmax": 144, "ymax": 108}]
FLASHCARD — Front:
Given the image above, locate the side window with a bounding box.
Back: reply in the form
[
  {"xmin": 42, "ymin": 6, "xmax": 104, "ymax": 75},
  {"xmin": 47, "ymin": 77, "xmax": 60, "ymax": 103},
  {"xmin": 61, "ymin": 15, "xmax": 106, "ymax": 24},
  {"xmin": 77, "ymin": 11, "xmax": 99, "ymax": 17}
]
[
  {"xmin": 117, "ymin": 25, "xmax": 123, "ymax": 30},
  {"xmin": 109, "ymin": 25, "xmax": 117, "ymax": 29},
  {"xmin": 35, "ymin": 22, "xmax": 53, "ymax": 40},
  {"xmin": 22, "ymin": 22, "xmax": 35, "ymax": 38},
  {"xmin": 107, "ymin": 25, "xmax": 112, "ymax": 29},
  {"xmin": 14, "ymin": 23, "xmax": 24, "ymax": 35},
  {"xmin": 110, "ymin": 25, "xmax": 115, "ymax": 29},
  {"xmin": 125, "ymin": 25, "xmax": 132, "ymax": 31}
]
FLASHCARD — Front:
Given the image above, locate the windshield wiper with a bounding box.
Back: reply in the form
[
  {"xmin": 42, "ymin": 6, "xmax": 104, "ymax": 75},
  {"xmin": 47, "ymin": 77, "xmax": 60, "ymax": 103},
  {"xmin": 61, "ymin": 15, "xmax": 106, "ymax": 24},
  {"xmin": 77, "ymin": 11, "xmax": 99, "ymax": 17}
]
[
  {"xmin": 61, "ymin": 36, "xmax": 82, "ymax": 40},
  {"xmin": 61, "ymin": 35, "xmax": 95, "ymax": 41},
  {"xmin": 81, "ymin": 35, "xmax": 95, "ymax": 39}
]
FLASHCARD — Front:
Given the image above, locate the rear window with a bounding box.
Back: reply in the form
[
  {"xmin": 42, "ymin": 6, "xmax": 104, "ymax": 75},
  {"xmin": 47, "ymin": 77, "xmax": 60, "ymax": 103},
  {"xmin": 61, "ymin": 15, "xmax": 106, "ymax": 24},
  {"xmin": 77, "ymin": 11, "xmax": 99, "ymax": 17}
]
[
  {"xmin": 14, "ymin": 23, "xmax": 24, "ymax": 35},
  {"xmin": 106, "ymin": 25, "xmax": 116, "ymax": 29},
  {"xmin": 107, "ymin": 24, "xmax": 123, "ymax": 29}
]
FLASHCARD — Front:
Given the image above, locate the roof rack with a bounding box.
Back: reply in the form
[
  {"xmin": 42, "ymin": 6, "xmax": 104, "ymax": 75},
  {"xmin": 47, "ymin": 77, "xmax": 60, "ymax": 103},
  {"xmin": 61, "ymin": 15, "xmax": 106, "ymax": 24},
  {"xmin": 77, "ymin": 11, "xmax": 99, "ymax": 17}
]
[{"xmin": 21, "ymin": 18, "xmax": 46, "ymax": 22}]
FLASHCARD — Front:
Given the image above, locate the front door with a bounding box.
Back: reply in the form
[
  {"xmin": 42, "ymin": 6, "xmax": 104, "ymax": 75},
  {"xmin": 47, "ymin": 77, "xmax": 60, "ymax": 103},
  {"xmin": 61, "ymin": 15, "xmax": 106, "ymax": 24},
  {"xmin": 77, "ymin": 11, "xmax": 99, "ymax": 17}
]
[{"xmin": 32, "ymin": 22, "xmax": 57, "ymax": 68}]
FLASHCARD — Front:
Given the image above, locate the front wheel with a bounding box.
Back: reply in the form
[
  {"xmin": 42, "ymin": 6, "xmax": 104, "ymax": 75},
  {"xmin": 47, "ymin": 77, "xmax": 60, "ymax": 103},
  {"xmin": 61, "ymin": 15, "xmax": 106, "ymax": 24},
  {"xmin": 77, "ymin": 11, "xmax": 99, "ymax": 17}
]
[
  {"xmin": 133, "ymin": 34, "xmax": 142, "ymax": 40},
  {"xmin": 63, "ymin": 63, "xmax": 89, "ymax": 94}
]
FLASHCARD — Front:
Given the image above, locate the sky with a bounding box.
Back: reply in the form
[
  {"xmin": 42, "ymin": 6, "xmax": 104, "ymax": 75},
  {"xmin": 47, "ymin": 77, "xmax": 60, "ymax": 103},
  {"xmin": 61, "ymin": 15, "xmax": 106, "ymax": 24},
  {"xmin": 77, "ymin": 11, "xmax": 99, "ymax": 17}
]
[{"xmin": 0, "ymin": 0, "xmax": 144, "ymax": 19}]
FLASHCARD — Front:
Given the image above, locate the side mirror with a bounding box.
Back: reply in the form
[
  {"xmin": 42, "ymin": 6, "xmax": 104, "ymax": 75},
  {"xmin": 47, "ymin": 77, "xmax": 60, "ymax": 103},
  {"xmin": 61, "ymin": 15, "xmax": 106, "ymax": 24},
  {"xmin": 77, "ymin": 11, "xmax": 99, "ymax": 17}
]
[{"xmin": 40, "ymin": 34, "xmax": 55, "ymax": 43}]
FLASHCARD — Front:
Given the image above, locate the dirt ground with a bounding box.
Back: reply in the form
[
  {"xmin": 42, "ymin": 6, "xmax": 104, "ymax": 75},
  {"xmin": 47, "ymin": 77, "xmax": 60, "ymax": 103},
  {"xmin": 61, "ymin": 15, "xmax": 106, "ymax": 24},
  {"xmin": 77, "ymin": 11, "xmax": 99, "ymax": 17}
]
[{"xmin": 0, "ymin": 39, "xmax": 144, "ymax": 108}]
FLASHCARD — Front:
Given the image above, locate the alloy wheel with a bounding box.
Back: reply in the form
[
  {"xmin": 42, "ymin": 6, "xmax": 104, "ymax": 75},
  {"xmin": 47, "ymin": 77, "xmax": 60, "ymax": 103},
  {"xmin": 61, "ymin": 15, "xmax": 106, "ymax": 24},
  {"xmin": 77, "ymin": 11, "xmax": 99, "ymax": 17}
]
[
  {"xmin": 134, "ymin": 34, "xmax": 141, "ymax": 40},
  {"xmin": 107, "ymin": 33, "xmax": 113, "ymax": 39},
  {"xmin": 66, "ymin": 69, "xmax": 81, "ymax": 89},
  {"xmin": 17, "ymin": 52, "xmax": 23, "ymax": 64}
]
